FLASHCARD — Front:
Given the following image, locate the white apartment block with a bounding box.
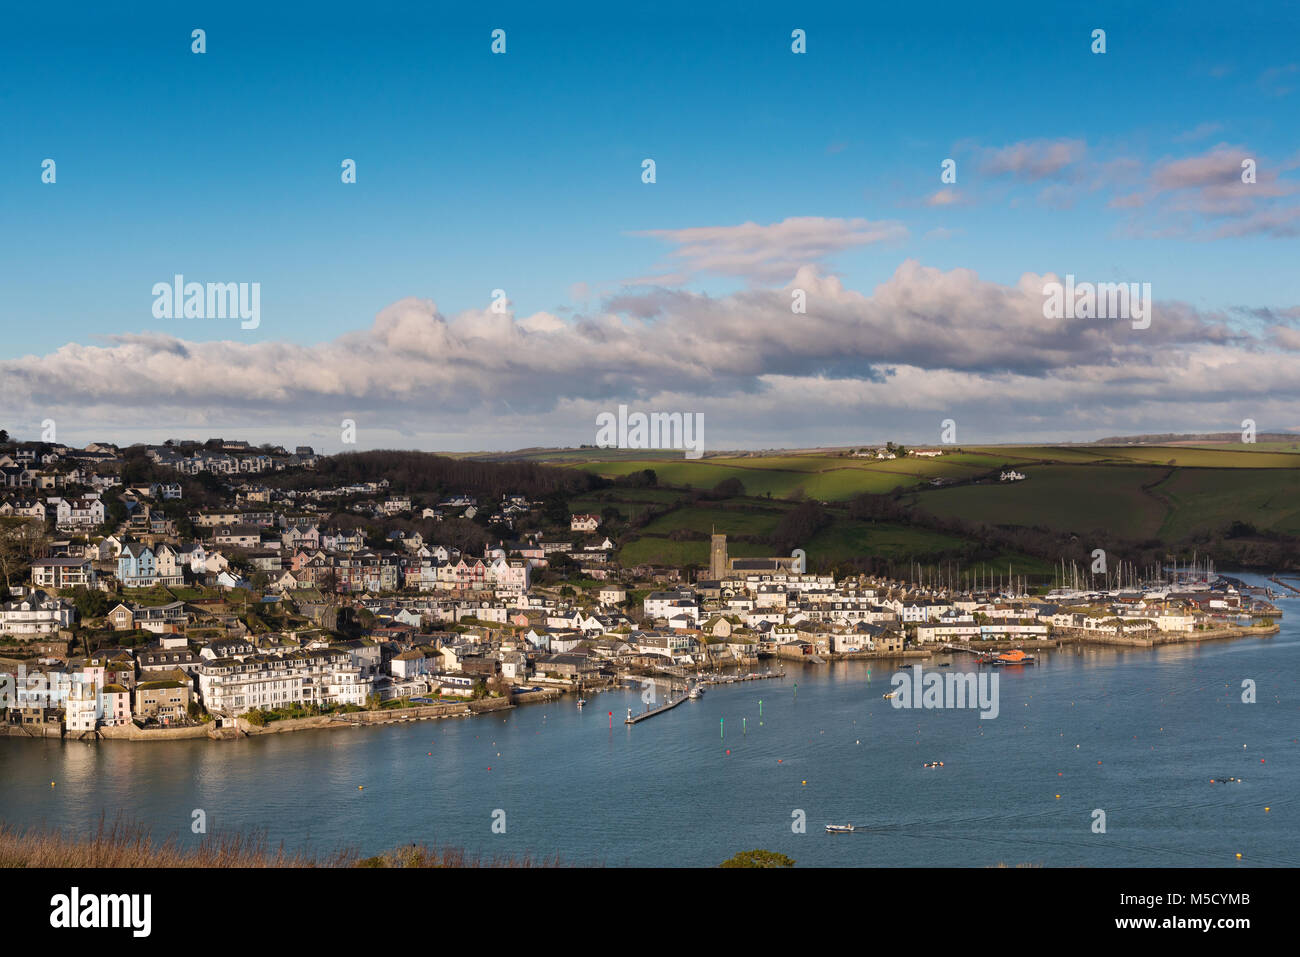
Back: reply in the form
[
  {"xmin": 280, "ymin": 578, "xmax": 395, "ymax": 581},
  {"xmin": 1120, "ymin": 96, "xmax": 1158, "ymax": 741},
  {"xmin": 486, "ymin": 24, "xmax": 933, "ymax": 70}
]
[{"xmin": 198, "ymin": 649, "xmax": 372, "ymax": 715}]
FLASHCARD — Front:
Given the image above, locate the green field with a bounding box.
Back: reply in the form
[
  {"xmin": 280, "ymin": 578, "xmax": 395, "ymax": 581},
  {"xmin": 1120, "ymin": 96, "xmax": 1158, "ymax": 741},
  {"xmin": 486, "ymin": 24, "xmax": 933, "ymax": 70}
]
[
  {"xmin": 912, "ymin": 465, "xmax": 1172, "ymax": 538},
  {"xmin": 1150, "ymin": 468, "xmax": 1300, "ymax": 540},
  {"xmin": 540, "ymin": 443, "xmax": 1299, "ymax": 549},
  {"xmin": 639, "ymin": 504, "xmax": 789, "ymax": 538},
  {"xmin": 460, "ymin": 442, "xmax": 1299, "ymax": 575},
  {"xmin": 566, "ymin": 450, "xmax": 1021, "ymax": 500}
]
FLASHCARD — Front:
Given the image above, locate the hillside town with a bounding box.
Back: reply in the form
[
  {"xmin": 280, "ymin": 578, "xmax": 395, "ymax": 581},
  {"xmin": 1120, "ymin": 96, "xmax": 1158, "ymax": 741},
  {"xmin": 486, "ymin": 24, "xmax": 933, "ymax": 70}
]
[{"xmin": 0, "ymin": 436, "xmax": 1282, "ymax": 739}]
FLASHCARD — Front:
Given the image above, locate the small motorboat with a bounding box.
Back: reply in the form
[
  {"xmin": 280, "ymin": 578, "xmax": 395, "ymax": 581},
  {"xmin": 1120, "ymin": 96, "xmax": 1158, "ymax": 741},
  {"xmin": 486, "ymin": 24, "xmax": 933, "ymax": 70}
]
[
  {"xmin": 577, "ymin": 698, "xmax": 586, "ymax": 708},
  {"xmin": 882, "ymin": 692, "xmax": 895, "ymax": 699},
  {"xmin": 1210, "ymin": 776, "xmax": 1241, "ymax": 783},
  {"xmin": 923, "ymin": 761, "xmax": 945, "ymax": 768},
  {"xmin": 825, "ymin": 824, "xmax": 855, "ymax": 834}
]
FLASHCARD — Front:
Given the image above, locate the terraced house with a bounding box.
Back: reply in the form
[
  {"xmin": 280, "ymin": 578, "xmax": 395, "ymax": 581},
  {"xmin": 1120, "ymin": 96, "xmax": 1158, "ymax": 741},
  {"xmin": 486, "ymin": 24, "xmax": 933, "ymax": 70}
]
[
  {"xmin": 197, "ymin": 649, "xmax": 372, "ymax": 715},
  {"xmin": 135, "ymin": 672, "xmax": 193, "ymax": 723},
  {"xmin": 116, "ymin": 542, "xmax": 158, "ymax": 588}
]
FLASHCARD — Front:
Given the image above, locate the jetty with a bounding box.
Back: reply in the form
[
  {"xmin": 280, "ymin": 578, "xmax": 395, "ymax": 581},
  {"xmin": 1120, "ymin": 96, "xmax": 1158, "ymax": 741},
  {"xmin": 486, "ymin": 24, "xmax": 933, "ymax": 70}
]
[{"xmin": 624, "ymin": 694, "xmax": 689, "ymax": 724}]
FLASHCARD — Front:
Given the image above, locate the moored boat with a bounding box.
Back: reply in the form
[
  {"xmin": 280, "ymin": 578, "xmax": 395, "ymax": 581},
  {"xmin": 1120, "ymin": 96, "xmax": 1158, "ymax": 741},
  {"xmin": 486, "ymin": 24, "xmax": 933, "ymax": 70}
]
[
  {"xmin": 825, "ymin": 824, "xmax": 855, "ymax": 833},
  {"xmin": 990, "ymin": 649, "xmax": 1035, "ymax": 665}
]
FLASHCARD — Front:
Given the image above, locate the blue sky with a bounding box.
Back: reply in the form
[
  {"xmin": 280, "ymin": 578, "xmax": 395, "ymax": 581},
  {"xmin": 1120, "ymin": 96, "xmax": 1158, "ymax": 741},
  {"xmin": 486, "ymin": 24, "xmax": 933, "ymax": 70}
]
[{"xmin": 2, "ymin": 1, "xmax": 1298, "ymax": 450}]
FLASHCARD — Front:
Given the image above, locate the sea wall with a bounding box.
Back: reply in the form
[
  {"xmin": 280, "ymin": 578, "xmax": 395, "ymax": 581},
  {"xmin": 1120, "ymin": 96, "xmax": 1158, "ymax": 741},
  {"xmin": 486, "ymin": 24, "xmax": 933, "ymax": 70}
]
[
  {"xmin": 99, "ymin": 723, "xmax": 212, "ymax": 741},
  {"xmin": 239, "ymin": 702, "xmax": 472, "ymax": 734}
]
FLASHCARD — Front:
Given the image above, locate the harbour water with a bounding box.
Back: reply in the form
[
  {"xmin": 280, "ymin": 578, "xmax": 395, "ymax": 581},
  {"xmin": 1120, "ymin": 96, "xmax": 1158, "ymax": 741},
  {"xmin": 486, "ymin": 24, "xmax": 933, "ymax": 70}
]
[{"xmin": 2, "ymin": 573, "xmax": 1297, "ymax": 867}]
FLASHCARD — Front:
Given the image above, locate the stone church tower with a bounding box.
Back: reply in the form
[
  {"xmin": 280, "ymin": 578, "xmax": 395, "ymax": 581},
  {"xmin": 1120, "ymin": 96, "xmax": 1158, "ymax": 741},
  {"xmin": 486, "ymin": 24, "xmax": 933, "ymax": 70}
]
[{"xmin": 709, "ymin": 532, "xmax": 728, "ymax": 580}]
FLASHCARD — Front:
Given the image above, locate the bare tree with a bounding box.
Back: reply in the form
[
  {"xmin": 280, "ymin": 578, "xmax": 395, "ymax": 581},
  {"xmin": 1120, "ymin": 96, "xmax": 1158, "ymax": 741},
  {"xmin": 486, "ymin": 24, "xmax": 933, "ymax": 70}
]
[{"xmin": 0, "ymin": 519, "xmax": 50, "ymax": 590}]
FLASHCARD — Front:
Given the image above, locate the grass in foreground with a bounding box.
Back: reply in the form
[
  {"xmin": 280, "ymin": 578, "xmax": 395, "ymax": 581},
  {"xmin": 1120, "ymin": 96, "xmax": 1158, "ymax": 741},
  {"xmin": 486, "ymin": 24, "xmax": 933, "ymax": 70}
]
[{"xmin": 0, "ymin": 818, "xmax": 563, "ymax": 868}]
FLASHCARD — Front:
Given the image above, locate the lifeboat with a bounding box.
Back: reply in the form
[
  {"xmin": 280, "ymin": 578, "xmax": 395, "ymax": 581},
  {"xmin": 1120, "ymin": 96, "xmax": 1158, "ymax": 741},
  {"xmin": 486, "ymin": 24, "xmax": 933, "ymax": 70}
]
[{"xmin": 992, "ymin": 649, "xmax": 1035, "ymax": 665}]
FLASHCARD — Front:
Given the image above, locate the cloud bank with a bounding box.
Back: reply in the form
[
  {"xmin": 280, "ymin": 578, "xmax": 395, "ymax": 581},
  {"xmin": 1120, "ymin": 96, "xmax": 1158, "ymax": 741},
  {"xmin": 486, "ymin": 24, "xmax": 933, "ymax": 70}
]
[{"xmin": 3, "ymin": 250, "xmax": 1298, "ymax": 452}]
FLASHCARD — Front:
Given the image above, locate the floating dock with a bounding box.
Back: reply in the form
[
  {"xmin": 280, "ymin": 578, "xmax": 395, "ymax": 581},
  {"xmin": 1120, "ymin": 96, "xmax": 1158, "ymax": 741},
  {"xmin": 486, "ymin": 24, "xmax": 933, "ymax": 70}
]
[{"xmin": 624, "ymin": 695, "xmax": 689, "ymax": 724}]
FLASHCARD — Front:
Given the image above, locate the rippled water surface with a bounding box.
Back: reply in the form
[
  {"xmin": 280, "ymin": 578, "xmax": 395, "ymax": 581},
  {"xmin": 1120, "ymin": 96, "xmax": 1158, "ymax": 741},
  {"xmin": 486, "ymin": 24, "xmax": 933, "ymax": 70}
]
[{"xmin": 3, "ymin": 573, "xmax": 1297, "ymax": 866}]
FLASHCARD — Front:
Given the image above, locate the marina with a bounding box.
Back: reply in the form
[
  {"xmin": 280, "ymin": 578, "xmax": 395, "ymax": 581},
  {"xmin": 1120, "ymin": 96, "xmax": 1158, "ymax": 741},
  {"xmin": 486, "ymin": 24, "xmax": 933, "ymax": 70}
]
[{"xmin": 698, "ymin": 670, "xmax": 786, "ymax": 687}]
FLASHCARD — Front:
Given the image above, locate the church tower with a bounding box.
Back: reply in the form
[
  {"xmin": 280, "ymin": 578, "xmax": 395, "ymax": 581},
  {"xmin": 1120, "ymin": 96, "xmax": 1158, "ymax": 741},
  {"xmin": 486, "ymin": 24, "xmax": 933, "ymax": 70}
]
[{"xmin": 709, "ymin": 532, "xmax": 728, "ymax": 580}]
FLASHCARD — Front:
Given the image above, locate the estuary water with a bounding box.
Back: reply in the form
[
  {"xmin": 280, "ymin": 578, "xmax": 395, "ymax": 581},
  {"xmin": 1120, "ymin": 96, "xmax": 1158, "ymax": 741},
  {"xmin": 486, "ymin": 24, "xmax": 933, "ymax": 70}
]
[{"xmin": 3, "ymin": 572, "xmax": 1298, "ymax": 867}]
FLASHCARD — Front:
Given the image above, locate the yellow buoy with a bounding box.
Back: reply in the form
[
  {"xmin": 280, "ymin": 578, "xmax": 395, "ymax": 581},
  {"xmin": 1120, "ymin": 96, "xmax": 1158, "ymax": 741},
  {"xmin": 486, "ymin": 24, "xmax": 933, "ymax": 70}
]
[
  {"xmin": 50, "ymin": 781, "xmax": 56, "ymax": 787},
  {"xmin": 1265, "ymin": 807, "xmax": 1270, "ymax": 812},
  {"xmin": 1055, "ymin": 794, "xmax": 1060, "ymax": 799},
  {"xmin": 801, "ymin": 780, "xmax": 807, "ymax": 785},
  {"xmin": 1235, "ymin": 852, "xmax": 1243, "ymax": 859},
  {"xmin": 358, "ymin": 785, "xmax": 364, "ymax": 790}
]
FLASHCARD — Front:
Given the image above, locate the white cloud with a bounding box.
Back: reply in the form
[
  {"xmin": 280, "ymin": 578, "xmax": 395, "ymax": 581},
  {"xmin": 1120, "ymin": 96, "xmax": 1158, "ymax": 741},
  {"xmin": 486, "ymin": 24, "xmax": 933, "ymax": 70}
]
[
  {"xmin": 632, "ymin": 216, "xmax": 907, "ymax": 283},
  {"xmin": 4, "ymin": 259, "xmax": 1298, "ymax": 451}
]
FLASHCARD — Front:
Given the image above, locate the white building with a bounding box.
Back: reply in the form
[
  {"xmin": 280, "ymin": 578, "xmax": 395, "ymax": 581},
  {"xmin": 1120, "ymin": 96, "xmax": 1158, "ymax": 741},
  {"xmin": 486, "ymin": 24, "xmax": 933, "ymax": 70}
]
[
  {"xmin": 31, "ymin": 557, "xmax": 97, "ymax": 589},
  {"xmin": 643, "ymin": 589, "xmax": 700, "ymax": 623},
  {"xmin": 0, "ymin": 591, "xmax": 75, "ymax": 637},
  {"xmin": 570, "ymin": 514, "xmax": 599, "ymax": 532},
  {"xmin": 65, "ymin": 681, "xmax": 100, "ymax": 733},
  {"xmin": 53, "ymin": 496, "xmax": 105, "ymax": 528},
  {"xmin": 198, "ymin": 649, "xmax": 371, "ymax": 716}
]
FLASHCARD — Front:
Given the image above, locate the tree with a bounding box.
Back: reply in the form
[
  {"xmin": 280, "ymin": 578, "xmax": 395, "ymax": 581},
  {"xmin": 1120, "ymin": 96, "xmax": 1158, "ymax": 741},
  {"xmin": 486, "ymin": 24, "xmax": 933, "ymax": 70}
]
[
  {"xmin": 711, "ymin": 477, "xmax": 746, "ymax": 498},
  {"xmin": 0, "ymin": 519, "xmax": 49, "ymax": 590},
  {"xmin": 618, "ymin": 468, "xmax": 656, "ymax": 488},
  {"xmin": 69, "ymin": 586, "xmax": 109, "ymax": 620},
  {"xmin": 720, "ymin": 849, "xmax": 795, "ymax": 868},
  {"xmin": 541, "ymin": 490, "xmax": 570, "ymax": 527},
  {"xmin": 771, "ymin": 501, "xmax": 829, "ymax": 554},
  {"xmin": 318, "ymin": 568, "xmax": 340, "ymax": 595}
]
